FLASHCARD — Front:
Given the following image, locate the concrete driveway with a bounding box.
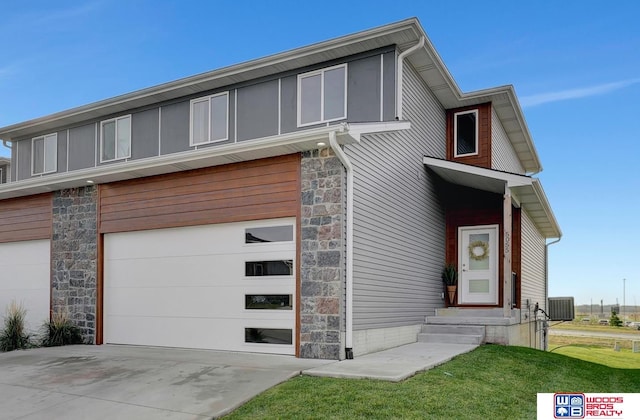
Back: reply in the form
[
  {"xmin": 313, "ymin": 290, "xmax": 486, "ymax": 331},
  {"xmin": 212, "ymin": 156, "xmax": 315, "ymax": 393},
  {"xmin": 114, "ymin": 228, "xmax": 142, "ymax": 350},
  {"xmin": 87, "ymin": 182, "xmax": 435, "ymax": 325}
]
[{"xmin": 0, "ymin": 345, "xmax": 332, "ymax": 419}]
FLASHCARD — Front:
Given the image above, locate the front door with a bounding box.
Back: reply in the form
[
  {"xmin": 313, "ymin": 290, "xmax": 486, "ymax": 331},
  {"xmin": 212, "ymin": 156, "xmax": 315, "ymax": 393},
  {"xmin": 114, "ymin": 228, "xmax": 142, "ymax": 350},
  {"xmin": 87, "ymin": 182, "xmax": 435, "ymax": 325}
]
[{"xmin": 458, "ymin": 225, "xmax": 498, "ymax": 305}]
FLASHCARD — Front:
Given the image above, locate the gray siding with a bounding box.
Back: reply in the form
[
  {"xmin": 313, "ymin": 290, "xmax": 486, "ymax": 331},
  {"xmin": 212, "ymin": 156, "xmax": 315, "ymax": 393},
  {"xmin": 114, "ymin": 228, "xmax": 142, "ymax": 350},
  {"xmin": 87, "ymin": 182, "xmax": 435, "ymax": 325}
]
[
  {"xmin": 491, "ymin": 107, "xmax": 525, "ymax": 174},
  {"xmin": 347, "ymin": 56, "xmax": 381, "ymax": 122},
  {"xmin": 7, "ymin": 51, "xmax": 396, "ymax": 182},
  {"xmin": 521, "ymin": 209, "xmax": 546, "ymax": 311},
  {"xmin": 237, "ymin": 80, "xmax": 279, "ymax": 141},
  {"xmin": 160, "ymin": 101, "xmax": 190, "ymax": 155},
  {"xmin": 68, "ymin": 124, "xmax": 96, "ymax": 171},
  {"xmin": 131, "ymin": 108, "xmax": 160, "ymax": 160},
  {"xmin": 346, "ymin": 62, "xmax": 446, "ymax": 331},
  {"xmin": 382, "ymin": 51, "xmax": 396, "ymax": 121},
  {"xmin": 10, "ymin": 152, "xmax": 16, "ymax": 182},
  {"xmin": 17, "ymin": 140, "xmax": 31, "ymax": 180},
  {"xmin": 57, "ymin": 130, "xmax": 67, "ymax": 174}
]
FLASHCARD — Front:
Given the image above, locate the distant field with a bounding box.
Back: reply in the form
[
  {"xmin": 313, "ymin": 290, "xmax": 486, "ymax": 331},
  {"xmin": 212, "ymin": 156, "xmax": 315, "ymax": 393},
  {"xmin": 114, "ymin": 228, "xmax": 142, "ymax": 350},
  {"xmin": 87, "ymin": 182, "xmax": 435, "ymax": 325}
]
[
  {"xmin": 549, "ymin": 334, "xmax": 640, "ymax": 369},
  {"xmin": 551, "ymin": 322, "xmax": 640, "ymax": 335}
]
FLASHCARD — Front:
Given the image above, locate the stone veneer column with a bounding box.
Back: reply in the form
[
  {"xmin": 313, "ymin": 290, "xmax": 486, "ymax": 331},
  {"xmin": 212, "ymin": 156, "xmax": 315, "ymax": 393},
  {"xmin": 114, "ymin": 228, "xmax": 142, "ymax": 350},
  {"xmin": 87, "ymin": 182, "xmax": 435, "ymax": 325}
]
[
  {"xmin": 51, "ymin": 186, "xmax": 98, "ymax": 343},
  {"xmin": 300, "ymin": 148, "xmax": 345, "ymax": 359}
]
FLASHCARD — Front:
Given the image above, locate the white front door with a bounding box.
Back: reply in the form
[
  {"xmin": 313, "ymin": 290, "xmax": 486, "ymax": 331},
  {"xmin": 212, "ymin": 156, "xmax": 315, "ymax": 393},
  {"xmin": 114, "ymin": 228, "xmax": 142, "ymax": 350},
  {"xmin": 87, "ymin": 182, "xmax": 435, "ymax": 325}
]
[{"xmin": 458, "ymin": 225, "xmax": 499, "ymax": 305}]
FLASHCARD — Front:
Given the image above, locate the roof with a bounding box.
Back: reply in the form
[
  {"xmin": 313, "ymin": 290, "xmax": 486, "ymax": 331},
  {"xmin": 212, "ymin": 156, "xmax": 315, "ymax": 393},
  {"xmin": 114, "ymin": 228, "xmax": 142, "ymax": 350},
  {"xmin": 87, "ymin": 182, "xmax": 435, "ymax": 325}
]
[
  {"xmin": 0, "ymin": 18, "xmax": 541, "ymax": 173},
  {"xmin": 423, "ymin": 156, "xmax": 561, "ymax": 238}
]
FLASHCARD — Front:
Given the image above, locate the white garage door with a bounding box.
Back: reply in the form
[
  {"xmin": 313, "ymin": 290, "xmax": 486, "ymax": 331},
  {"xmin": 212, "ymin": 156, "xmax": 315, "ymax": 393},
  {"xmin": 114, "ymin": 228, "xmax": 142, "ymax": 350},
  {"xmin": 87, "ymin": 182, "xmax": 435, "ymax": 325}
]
[
  {"xmin": 104, "ymin": 217, "xmax": 296, "ymax": 355},
  {"xmin": 0, "ymin": 240, "xmax": 50, "ymax": 334}
]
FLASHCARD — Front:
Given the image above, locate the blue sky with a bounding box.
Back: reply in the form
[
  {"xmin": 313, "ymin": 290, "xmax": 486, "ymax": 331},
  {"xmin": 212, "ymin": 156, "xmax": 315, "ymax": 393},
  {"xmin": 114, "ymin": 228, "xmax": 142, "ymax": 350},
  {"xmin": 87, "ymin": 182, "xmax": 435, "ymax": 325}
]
[{"xmin": 1, "ymin": 1, "xmax": 638, "ymax": 306}]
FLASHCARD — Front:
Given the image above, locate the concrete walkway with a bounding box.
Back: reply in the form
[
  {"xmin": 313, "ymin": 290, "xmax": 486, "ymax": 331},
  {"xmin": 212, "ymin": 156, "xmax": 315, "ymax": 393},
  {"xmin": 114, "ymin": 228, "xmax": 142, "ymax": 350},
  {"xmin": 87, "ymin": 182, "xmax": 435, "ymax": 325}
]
[
  {"xmin": 304, "ymin": 342, "xmax": 478, "ymax": 382},
  {"xmin": 0, "ymin": 342, "xmax": 477, "ymax": 419}
]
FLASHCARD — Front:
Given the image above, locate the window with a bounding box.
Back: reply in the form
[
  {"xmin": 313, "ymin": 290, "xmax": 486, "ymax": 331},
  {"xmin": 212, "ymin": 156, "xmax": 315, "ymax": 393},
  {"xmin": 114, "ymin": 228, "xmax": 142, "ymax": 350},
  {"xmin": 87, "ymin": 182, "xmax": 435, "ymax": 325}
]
[
  {"xmin": 0, "ymin": 167, "xmax": 3, "ymax": 183},
  {"xmin": 246, "ymin": 260, "xmax": 294, "ymax": 276},
  {"xmin": 245, "ymin": 225, "xmax": 294, "ymax": 243},
  {"xmin": 297, "ymin": 64, "xmax": 347, "ymax": 127},
  {"xmin": 101, "ymin": 115, "xmax": 131, "ymax": 162},
  {"xmin": 190, "ymin": 92, "xmax": 229, "ymax": 145},
  {"xmin": 454, "ymin": 110, "xmax": 478, "ymax": 157},
  {"xmin": 245, "ymin": 295, "xmax": 292, "ymax": 310},
  {"xmin": 32, "ymin": 133, "xmax": 57, "ymax": 175},
  {"xmin": 245, "ymin": 328, "xmax": 292, "ymax": 345}
]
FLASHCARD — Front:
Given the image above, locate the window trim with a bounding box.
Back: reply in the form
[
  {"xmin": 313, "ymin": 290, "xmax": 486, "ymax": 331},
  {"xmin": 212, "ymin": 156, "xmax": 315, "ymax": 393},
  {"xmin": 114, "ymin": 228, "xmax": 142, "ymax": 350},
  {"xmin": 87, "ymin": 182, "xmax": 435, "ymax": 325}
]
[
  {"xmin": 189, "ymin": 91, "xmax": 230, "ymax": 146},
  {"xmin": 453, "ymin": 109, "xmax": 479, "ymax": 157},
  {"xmin": 297, "ymin": 63, "xmax": 348, "ymax": 127},
  {"xmin": 100, "ymin": 115, "xmax": 132, "ymax": 163},
  {"xmin": 31, "ymin": 133, "xmax": 58, "ymax": 176}
]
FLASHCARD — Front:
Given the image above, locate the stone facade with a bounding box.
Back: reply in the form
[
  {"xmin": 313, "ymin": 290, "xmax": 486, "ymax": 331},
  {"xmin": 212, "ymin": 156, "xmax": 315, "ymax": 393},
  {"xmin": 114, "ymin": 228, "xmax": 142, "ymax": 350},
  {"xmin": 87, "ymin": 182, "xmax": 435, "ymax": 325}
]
[
  {"xmin": 51, "ymin": 186, "xmax": 98, "ymax": 343},
  {"xmin": 300, "ymin": 148, "xmax": 345, "ymax": 359}
]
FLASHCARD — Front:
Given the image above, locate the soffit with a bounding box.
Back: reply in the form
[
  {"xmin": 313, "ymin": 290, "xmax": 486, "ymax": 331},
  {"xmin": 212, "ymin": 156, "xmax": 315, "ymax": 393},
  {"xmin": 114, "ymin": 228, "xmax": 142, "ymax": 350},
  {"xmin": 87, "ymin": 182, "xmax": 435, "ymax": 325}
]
[{"xmin": 423, "ymin": 156, "xmax": 561, "ymax": 238}]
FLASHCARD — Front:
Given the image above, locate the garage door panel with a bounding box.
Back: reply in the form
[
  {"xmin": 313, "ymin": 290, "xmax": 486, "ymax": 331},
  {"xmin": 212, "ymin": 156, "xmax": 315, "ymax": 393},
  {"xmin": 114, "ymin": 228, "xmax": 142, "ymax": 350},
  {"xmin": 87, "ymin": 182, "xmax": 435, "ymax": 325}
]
[
  {"xmin": 0, "ymin": 240, "xmax": 50, "ymax": 334},
  {"xmin": 104, "ymin": 218, "xmax": 296, "ymax": 355},
  {"xmin": 105, "ymin": 316, "xmax": 294, "ymax": 354},
  {"xmin": 106, "ymin": 256, "xmax": 295, "ymax": 289}
]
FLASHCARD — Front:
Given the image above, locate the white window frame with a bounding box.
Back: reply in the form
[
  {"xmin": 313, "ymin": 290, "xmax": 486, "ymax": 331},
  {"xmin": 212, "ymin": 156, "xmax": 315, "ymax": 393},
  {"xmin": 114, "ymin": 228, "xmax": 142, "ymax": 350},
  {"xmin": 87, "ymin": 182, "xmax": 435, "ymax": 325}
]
[
  {"xmin": 31, "ymin": 133, "xmax": 57, "ymax": 176},
  {"xmin": 100, "ymin": 115, "xmax": 132, "ymax": 163},
  {"xmin": 189, "ymin": 91, "xmax": 229, "ymax": 146},
  {"xmin": 454, "ymin": 109, "xmax": 479, "ymax": 157},
  {"xmin": 297, "ymin": 63, "xmax": 348, "ymax": 127}
]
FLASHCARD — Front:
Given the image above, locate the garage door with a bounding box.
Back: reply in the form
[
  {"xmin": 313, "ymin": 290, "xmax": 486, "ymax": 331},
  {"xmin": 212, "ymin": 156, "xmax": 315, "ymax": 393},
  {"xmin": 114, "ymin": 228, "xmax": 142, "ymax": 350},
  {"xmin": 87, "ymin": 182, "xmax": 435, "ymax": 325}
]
[
  {"xmin": 104, "ymin": 217, "xmax": 296, "ymax": 354},
  {"xmin": 0, "ymin": 240, "xmax": 50, "ymax": 334}
]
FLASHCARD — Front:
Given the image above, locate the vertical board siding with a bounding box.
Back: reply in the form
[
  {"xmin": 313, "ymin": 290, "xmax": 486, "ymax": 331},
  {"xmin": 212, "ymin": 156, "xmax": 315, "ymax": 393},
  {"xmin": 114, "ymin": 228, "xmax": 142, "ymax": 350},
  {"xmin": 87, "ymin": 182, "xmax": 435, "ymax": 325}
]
[
  {"xmin": 99, "ymin": 155, "xmax": 299, "ymax": 234},
  {"xmin": 520, "ymin": 209, "xmax": 546, "ymax": 310},
  {"xmin": 346, "ymin": 63, "xmax": 446, "ymax": 330},
  {"xmin": 0, "ymin": 194, "xmax": 52, "ymax": 243},
  {"xmin": 491, "ymin": 107, "xmax": 525, "ymax": 174}
]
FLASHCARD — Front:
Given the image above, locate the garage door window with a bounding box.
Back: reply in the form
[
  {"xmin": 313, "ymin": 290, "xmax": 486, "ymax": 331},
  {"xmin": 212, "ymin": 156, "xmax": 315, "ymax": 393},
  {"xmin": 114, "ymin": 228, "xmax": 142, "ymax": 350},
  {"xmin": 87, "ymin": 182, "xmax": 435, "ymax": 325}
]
[
  {"xmin": 245, "ymin": 225, "xmax": 293, "ymax": 243},
  {"xmin": 245, "ymin": 328, "xmax": 292, "ymax": 345},
  {"xmin": 245, "ymin": 260, "xmax": 293, "ymax": 276},
  {"xmin": 245, "ymin": 294, "xmax": 292, "ymax": 310}
]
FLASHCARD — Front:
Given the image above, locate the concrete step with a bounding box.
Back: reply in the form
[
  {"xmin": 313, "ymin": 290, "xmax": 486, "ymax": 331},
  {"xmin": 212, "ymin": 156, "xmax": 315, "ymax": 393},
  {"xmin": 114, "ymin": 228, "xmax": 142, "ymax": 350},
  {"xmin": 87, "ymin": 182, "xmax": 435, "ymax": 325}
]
[
  {"xmin": 417, "ymin": 333, "xmax": 483, "ymax": 345},
  {"xmin": 421, "ymin": 324, "xmax": 485, "ymax": 336},
  {"xmin": 426, "ymin": 316, "xmax": 517, "ymax": 326}
]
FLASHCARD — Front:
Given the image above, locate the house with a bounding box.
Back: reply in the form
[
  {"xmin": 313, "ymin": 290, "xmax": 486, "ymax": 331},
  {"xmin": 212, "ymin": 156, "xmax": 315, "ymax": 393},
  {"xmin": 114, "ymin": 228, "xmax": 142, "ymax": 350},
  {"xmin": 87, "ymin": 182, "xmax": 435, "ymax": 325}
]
[{"xmin": 0, "ymin": 18, "xmax": 560, "ymax": 360}]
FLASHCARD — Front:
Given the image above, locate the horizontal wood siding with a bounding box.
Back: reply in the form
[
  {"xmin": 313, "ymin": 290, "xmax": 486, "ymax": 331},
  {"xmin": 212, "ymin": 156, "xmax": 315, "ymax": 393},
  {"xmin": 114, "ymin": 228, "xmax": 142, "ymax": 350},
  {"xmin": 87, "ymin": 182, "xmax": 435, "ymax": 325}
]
[
  {"xmin": 0, "ymin": 194, "xmax": 52, "ymax": 243},
  {"xmin": 521, "ymin": 208, "xmax": 546, "ymax": 310},
  {"xmin": 99, "ymin": 155, "xmax": 300, "ymax": 234},
  {"xmin": 447, "ymin": 103, "xmax": 491, "ymax": 168},
  {"xmin": 345, "ymin": 62, "xmax": 446, "ymax": 330},
  {"xmin": 491, "ymin": 107, "xmax": 525, "ymax": 174}
]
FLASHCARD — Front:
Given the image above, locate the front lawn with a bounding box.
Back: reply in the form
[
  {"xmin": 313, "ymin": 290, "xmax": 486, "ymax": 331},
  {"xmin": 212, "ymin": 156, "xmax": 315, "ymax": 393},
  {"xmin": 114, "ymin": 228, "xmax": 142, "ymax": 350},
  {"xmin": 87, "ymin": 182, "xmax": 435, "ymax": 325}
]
[{"xmin": 224, "ymin": 345, "xmax": 639, "ymax": 419}]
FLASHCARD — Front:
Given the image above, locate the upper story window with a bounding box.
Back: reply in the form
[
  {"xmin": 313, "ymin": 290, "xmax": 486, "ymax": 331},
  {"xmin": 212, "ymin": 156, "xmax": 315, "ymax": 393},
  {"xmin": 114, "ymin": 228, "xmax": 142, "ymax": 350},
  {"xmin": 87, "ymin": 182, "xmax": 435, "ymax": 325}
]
[
  {"xmin": 190, "ymin": 92, "xmax": 229, "ymax": 145},
  {"xmin": 297, "ymin": 64, "xmax": 347, "ymax": 127},
  {"xmin": 32, "ymin": 133, "xmax": 57, "ymax": 175},
  {"xmin": 454, "ymin": 110, "xmax": 478, "ymax": 157},
  {"xmin": 101, "ymin": 115, "xmax": 131, "ymax": 162}
]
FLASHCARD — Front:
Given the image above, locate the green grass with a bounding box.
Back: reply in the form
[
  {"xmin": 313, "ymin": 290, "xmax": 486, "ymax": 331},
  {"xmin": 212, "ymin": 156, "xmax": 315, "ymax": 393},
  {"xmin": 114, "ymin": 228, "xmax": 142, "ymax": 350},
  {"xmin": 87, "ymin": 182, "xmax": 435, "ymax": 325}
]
[
  {"xmin": 223, "ymin": 345, "xmax": 639, "ymax": 419},
  {"xmin": 552, "ymin": 322, "xmax": 640, "ymax": 335},
  {"xmin": 550, "ymin": 345, "xmax": 640, "ymax": 369}
]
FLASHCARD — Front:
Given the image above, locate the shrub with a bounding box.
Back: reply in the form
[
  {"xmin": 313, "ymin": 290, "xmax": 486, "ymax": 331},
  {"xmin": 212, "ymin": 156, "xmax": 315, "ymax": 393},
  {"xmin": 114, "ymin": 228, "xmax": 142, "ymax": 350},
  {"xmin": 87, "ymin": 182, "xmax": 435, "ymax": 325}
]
[
  {"xmin": 0, "ymin": 301, "xmax": 31, "ymax": 352},
  {"xmin": 610, "ymin": 311, "xmax": 623, "ymax": 327},
  {"xmin": 41, "ymin": 309, "xmax": 83, "ymax": 347}
]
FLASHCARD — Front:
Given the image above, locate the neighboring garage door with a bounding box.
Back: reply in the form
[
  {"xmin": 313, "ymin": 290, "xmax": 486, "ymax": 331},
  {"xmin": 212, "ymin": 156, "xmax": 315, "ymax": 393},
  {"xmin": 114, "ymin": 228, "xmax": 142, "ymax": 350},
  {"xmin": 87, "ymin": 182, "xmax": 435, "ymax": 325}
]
[
  {"xmin": 0, "ymin": 240, "xmax": 50, "ymax": 334},
  {"xmin": 0, "ymin": 194, "xmax": 52, "ymax": 334},
  {"xmin": 104, "ymin": 217, "xmax": 296, "ymax": 354}
]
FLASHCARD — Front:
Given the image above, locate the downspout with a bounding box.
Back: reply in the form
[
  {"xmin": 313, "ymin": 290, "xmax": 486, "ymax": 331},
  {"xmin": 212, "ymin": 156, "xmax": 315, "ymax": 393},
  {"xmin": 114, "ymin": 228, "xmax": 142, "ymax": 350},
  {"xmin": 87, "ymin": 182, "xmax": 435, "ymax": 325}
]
[
  {"xmin": 329, "ymin": 130, "xmax": 354, "ymax": 359},
  {"xmin": 543, "ymin": 237, "xmax": 561, "ymax": 350},
  {"xmin": 2, "ymin": 140, "xmax": 11, "ymax": 149},
  {"xmin": 396, "ymin": 37, "xmax": 425, "ymax": 120}
]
